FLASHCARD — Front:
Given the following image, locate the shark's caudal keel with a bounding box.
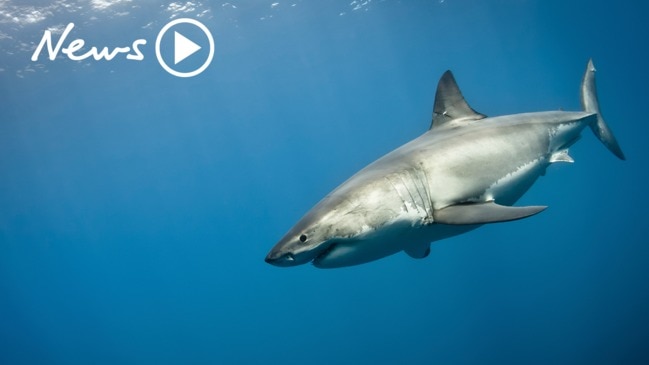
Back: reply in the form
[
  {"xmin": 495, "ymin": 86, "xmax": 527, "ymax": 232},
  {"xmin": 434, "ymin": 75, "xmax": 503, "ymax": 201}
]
[{"xmin": 265, "ymin": 60, "xmax": 624, "ymax": 269}]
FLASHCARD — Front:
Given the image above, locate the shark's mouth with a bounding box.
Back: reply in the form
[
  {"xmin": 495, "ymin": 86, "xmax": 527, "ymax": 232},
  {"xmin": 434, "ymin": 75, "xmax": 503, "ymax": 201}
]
[{"xmin": 312, "ymin": 242, "xmax": 338, "ymax": 265}]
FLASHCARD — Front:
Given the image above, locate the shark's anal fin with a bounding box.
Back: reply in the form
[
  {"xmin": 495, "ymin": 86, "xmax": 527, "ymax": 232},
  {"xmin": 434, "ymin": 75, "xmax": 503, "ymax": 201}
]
[
  {"xmin": 404, "ymin": 244, "xmax": 431, "ymax": 259},
  {"xmin": 550, "ymin": 149, "xmax": 574, "ymax": 163},
  {"xmin": 430, "ymin": 70, "xmax": 486, "ymax": 130},
  {"xmin": 433, "ymin": 202, "xmax": 547, "ymax": 225}
]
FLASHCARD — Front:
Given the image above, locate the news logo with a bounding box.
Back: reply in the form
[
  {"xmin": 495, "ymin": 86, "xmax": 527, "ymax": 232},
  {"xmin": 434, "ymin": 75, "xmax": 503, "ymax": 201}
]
[{"xmin": 31, "ymin": 18, "xmax": 214, "ymax": 78}]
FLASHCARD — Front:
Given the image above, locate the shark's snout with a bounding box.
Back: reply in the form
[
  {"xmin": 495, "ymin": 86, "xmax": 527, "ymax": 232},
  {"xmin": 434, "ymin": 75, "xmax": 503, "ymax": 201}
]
[
  {"xmin": 264, "ymin": 251, "xmax": 297, "ymax": 267},
  {"xmin": 265, "ymin": 234, "xmax": 336, "ymax": 267}
]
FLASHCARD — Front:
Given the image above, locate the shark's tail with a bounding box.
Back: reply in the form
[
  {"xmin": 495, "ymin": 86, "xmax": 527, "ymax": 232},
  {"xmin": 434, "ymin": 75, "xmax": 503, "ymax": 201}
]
[{"xmin": 580, "ymin": 59, "xmax": 626, "ymax": 160}]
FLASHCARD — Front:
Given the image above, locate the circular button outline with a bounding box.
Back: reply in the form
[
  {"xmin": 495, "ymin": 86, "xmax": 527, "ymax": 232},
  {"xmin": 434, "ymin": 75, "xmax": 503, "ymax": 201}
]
[{"xmin": 155, "ymin": 18, "xmax": 214, "ymax": 78}]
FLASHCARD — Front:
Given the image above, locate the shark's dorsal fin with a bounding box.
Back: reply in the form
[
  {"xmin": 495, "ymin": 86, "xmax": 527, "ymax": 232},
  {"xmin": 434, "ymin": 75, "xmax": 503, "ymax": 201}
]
[{"xmin": 430, "ymin": 71, "xmax": 486, "ymax": 130}]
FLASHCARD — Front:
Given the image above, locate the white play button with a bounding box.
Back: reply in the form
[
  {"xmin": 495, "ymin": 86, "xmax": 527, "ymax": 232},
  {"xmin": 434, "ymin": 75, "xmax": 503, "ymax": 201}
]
[
  {"xmin": 174, "ymin": 31, "xmax": 201, "ymax": 65},
  {"xmin": 155, "ymin": 18, "xmax": 215, "ymax": 77}
]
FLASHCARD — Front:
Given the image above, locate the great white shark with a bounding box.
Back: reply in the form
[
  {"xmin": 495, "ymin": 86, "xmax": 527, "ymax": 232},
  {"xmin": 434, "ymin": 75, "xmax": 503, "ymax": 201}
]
[{"xmin": 265, "ymin": 60, "xmax": 625, "ymax": 269}]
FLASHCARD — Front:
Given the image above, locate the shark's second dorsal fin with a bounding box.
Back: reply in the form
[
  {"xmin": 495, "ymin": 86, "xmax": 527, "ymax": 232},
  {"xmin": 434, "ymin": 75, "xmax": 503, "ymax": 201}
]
[{"xmin": 430, "ymin": 70, "xmax": 486, "ymax": 130}]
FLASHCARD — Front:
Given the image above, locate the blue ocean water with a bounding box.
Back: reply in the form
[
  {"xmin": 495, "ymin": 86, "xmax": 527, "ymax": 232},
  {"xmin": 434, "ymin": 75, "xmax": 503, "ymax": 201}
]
[{"xmin": 1, "ymin": 1, "xmax": 648, "ymax": 364}]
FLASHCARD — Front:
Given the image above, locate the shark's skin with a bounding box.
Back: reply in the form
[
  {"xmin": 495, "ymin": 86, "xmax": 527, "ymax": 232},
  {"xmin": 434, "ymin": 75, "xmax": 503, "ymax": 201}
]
[{"xmin": 266, "ymin": 60, "xmax": 625, "ymax": 269}]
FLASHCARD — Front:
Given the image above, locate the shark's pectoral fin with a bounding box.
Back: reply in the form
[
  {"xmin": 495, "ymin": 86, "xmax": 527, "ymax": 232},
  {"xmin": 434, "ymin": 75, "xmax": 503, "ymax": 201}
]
[
  {"xmin": 404, "ymin": 243, "xmax": 431, "ymax": 259},
  {"xmin": 433, "ymin": 202, "xmax": 547, "ymax": 225}
]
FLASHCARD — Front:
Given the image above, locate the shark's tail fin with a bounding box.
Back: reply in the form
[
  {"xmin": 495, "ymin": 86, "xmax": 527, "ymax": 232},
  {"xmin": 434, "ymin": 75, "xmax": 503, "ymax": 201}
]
[{"xmin": 580, "ymin": 59, "xmax": 626, "ymax": 160}]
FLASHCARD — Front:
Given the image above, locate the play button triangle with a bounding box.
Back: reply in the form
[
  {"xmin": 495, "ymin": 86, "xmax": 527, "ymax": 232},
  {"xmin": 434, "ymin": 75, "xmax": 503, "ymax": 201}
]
[{"xmin": 174, "ymin": 31, "xmax": 201, "ymax": 65}]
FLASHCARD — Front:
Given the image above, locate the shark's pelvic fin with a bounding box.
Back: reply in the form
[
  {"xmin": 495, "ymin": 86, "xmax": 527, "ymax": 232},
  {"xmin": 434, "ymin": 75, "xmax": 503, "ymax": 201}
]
[
  {"xmin": 430, "ymin": 70, "xmax": 486, "ymax": 130},
  {"xmin": 404, "ymin": 243, "xmax": 431, "ymax": 259},
  {"xmin": 433, "ymin": 202, "xmax": 547, "ymax": 225},
  {"xmin": 581, "ymin": 59, "xmax": 626, "ymax": 160}
]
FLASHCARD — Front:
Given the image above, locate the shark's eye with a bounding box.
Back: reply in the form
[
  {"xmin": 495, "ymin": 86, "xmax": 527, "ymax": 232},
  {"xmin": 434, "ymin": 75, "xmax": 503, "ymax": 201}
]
[{"xmin": 299, "ymin": 234, "xmax": 308, "ymax": 243}]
